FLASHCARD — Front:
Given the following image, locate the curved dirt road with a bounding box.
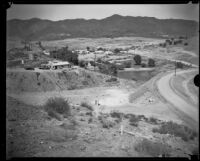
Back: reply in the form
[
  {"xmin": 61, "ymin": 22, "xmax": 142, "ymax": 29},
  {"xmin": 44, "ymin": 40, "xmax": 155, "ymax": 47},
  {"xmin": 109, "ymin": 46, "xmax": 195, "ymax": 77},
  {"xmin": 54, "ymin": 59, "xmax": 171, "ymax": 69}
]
[{"xmin": 157, "ymin": 69, "xmax": 198, "ymax": 124}]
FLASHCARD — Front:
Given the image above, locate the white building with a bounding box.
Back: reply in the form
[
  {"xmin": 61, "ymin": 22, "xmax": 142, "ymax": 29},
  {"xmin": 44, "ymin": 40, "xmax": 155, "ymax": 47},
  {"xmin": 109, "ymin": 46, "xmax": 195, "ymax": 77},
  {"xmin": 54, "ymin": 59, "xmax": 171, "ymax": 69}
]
[
  {"xmin": 47, "ymin": 60, "xmax": 71, "ymax": 70},
  {"xmin": 43, "ymin": 50, "xmax": 50, "ymax": 55}
]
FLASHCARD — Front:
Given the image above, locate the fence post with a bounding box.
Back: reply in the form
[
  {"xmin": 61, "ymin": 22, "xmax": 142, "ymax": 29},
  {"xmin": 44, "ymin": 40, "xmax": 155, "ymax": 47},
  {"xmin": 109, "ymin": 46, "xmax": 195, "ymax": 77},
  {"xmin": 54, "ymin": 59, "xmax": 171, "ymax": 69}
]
[{"xmin": 120, "ymin": 125, "xmax": 123, "ymax": 135}]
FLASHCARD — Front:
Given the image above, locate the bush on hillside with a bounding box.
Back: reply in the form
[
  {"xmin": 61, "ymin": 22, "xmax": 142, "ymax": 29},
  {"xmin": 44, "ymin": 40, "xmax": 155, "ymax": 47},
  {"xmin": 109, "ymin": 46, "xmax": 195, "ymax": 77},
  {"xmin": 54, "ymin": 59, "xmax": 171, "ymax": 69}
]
[
  {"xmin": 141, "ymin": 63, "xmax": 146, "ymax": 67},
  {"xmin": 79, "ymin": 60, "xmax": 86, "ymax": 68},
  {"xmin": 97, "ymin": 58, "xmax": 102, "ymax": 63},
  {"xmin": 86, "ymin": 46, "xmax": 90, "ymax": 51},
  {"xmin": 148, "ymin": 58, "xmax": 155, "ymax": 67},
  {"xmin": 176, "ymin": 62, "xmax": 183, "ymax": 68},
  {"xmin": 98, "ymin": 115, "xmax": 115, "ymax": 129},
  {"xmin": 148, "ymin": 117, "xmax": 158, "ymax": 124},
  {"xmin": 90, "ymin": 61, "xmax": 95, "ymax": 66},
  {"xmin": 114, "ymin": 48, "xmax": 121, "ymax": 53},
  {"xmin": 135, "ymin": 139, "xmax": 171, "ymax": 157},
  {"xmin": 81, "ymin": 102, "xmax": 93, "ymax": 111},
  {"xmin": 129, "ymin": 114, "xmax": 141, "ymax": 127},
  {"xmin": 152, "ymin": 121, "xmax": 197, "ymax": 141},
  {"xmin": 124, "ymin": 61, "xmax": 132, "ymax": 68},
  {"xmin": 134, "ymin": 55, "xmax": 142, "ymax": 65},
  {"xmin": 110, "ymin": 111, "xmax": 123, "ymax": 118},
  {"xmin": 109, "ymin": 64, "xmax": 118, "ymax": 76},
  {"xmin": 102, "ymin": 120, "xmax": 115, "ymax": 128},
  {"xmin": 44, "ymin": 97, "xmax": 71, "ymax": 120},
  {"xmin": 106, "ymin": 77, "xmax": 118, "ymax": 82}
]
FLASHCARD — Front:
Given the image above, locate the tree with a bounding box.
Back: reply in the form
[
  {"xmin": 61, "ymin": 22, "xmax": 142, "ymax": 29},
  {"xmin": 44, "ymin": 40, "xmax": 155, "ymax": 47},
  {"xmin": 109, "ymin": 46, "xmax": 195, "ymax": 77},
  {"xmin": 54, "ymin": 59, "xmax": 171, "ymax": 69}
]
[
  {"xmin": 50, "ymin": 47, "xmax": 78, "ymax": 65},
  {"xmin": 124, "ymin": 61, "xmax": 131, "ymax": 68},
  {"xmin": 86, "ymin": 46, "xmax": 90, "ymax": 51},
  {"xmin": 97, "ymin": 47, "xmax": 104, "ymax": 51},
  {"xmin": 114, "ymin": 48, "xmax": 120, "ymax": 53},
  {"xmin": 141, "ymin": 63, "xmax": 146, "ymax": 67},
  {"xmin": 79, "ymin": 60, "xmax": 86, "ymax": 68},
  {"xmin": 97, "ymin": 58, "xmax": 102, "ymax": 63},
  {"xmin": 90, "ymin": 61, "xmax": 95, "ymax": 66},
  {"xmin": 176, "ymin": 62, "xmax": 183, "ymax": 68},
  {"xmin": 148, "ymin": 58, "xmax": 155, "ymax": 67},
  {"xmin": 109, "ymin": 64, "xmax": 117, "ymax": 76},
  {"xmin": 134, "ymin": 55, "xmax": 142, "ymax": 65}
]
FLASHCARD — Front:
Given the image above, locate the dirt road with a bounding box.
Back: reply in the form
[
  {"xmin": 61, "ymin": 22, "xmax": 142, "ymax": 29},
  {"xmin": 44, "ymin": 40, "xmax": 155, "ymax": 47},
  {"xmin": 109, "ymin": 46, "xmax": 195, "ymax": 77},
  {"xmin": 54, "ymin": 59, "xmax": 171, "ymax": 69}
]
[{"xmin": 157, "ymin": 69, "xmax": 198, "ymax": 125}]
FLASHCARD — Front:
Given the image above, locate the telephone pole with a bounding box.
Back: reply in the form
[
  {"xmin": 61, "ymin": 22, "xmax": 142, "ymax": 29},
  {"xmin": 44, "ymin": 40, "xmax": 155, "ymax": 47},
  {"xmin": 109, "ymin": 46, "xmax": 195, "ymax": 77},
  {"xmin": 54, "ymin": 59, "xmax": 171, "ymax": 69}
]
[
  {"xmin": 174, "ymin": 61, "xmax": 176, "ymax": 76},
  {"xmin": 94, "ymin": 52, "xmax": 96, "ymax": 72}
]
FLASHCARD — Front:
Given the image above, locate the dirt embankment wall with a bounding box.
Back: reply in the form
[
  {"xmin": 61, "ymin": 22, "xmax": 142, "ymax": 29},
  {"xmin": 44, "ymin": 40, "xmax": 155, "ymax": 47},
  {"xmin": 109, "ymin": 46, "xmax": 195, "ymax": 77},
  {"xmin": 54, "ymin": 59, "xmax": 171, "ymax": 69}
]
[{"xmin": 6, "ymin": 69, "xmax": 110, "ymax": 93}]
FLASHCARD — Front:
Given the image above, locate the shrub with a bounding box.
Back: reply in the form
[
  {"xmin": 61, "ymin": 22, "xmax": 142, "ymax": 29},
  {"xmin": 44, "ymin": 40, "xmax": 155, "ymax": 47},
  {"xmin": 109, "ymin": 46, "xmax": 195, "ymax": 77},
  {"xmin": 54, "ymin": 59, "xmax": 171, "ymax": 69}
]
[
  {"xmin": 86, "ymin": 46, "xmax": 90, "ymax": 51},
  {"xmin": 98, "ymin": 115, "xmax": 103, "ymax": 122},
  {"xmin": 47, "ymin": 110, "xmax": 63, "ymax": 121},
  {"xmin": 138, "ymin": 115, "xmax": 146, "ymax": 120},
  {"xmin": 110, "ymin": 111, "xmax": 123, "ymax": 118},
  {"xmin": 86, "ymin": 112, "xmax": 93, "ymax": 116},
  {"xmin": 68, "ymin": 84, "xmax": 77, "ymax": 90},
  {"xmin": 88, "ymin": 118, "xmax": 92, "ymax": 123},
  {"xmin": 109, "ymin": 64, "xmax": 118, "ymax": 76},
  {"xmin": 82, "ymin": 80, "xmax": 89, "ymax": 86},
  {"xmin": 106, "ymin": 77, "xmax": 118, "ymax": 82},
  {"xmin": 141, "ymin": 63, "xmax": 146, "ymax": 67},
  {"xmin": 133, "ymin": 55, "xmax": 142, "ymax": 65},
  {"xmin": 148, "ymin": 58, "xmax": 155, "ymax": 67},
  {"xmin": 81, "ymin": 102, "xmax": 93, "ymax": 111},
  {"xmin": 176, "ymin": 62, "xmax": 183, "ymax": 68},
  {"xmin": 129, "ymin": 122, "xmax": 138, "ymax": 127},
  {"xmin": 135, "ymin": 139, "xmax": 171, "ymax": 157},
  {"xmin": 79, "ymin": 60, "xmax": 86, "ymax": 68},
  {"xmin": 114, "ymin": 48, "xmax": 121, "ymax": 53},
  {"xmin": 184, "ymin": 42, "xmax": 188, "ymax": 46},
  {"xmin": 102, "ymin": 119, "xmax": 115, "ymax": 129},
  {"xmin": 148, "ymin": 117, "xmax": 158, "ymax": 124},
  {"xmin": 124, "ymin": 113, "xmax": 134, "ymax": 119},
  {"xmin": 97, "ymin": 47, "xmax": 104, "ymax": 51},
  {"xmin": 90, "ymin": 61, "xmax": 95, "ymax": 66},
  {"xmin": 124, "ymin": 61, "xmax": 132, "ymax": 68},
  {"xmin": 44, "ymin": 97, "xmax": 71, "ymax": 120},
  {"xmin": 191, "ymin": 147, "xmax": 199, "ymax": 155},
  {"xmin": 115, "ymin": 118, "xmax": 122, "ymax": 123},
  {"xmin": 152, "ymin": 121, "xmax": 197, "ymax": 141},
  {"xmin": 129, "ymin": 114, "xmax": 140, "ymax": 126}
]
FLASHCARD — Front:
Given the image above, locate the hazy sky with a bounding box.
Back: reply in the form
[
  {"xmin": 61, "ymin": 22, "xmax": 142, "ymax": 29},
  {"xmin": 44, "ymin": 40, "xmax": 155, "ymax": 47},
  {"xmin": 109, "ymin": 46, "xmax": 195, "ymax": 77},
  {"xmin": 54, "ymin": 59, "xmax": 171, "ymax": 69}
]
[{"xmin": 7, "ymin": 4, "xmax": 199, "ymax": 21}]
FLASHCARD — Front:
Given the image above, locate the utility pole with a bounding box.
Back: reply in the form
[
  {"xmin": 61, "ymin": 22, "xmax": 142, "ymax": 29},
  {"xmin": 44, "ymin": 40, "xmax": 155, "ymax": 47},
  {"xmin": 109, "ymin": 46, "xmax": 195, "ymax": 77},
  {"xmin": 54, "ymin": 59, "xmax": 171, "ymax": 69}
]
[
  {"xmin": 174, "ymin": 61, "xmax": 176, "ymax": 76},
  {"xmin": 94, "ymin": 52, "xmax": 96, "ymax": 72}
]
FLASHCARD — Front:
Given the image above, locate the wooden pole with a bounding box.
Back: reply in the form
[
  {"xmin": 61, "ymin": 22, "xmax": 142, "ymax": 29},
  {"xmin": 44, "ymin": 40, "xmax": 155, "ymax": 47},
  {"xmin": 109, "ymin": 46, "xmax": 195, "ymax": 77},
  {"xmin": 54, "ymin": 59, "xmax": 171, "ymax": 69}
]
[
  {"xmin": 175, "ymin": 61, "xmax": 176, "ymax": 76},
  {"xmin": 120, "ymin": 125, "xmax": 123, "ymax": 135}
]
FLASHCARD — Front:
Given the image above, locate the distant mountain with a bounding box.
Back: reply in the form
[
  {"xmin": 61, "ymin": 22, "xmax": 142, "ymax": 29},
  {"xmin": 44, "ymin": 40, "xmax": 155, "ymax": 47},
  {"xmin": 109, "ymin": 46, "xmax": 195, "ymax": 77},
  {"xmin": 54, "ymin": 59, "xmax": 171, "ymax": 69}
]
[{"xmin": 7, "ymin": 14, "xmax": 199, "ymax": 41}]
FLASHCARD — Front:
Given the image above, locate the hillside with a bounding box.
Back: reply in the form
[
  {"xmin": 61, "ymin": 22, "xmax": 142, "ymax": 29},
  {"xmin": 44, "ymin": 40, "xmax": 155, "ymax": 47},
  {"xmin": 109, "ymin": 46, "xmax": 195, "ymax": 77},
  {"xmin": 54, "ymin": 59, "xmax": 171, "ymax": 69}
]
[
  {"xmin": 7, "ymin": 14, "xmax": 199, "ymax": 41},
  {"xmin": 6, "ymin": 68, "xmax": 111, "ymax": 93}
]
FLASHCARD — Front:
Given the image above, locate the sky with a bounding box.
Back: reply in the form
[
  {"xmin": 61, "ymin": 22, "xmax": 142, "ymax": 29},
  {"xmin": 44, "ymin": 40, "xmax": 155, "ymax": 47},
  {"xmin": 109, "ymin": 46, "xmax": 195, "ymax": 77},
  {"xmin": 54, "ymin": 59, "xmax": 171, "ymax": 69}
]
[{"xmin": 7, "ymin": 4, "xmax": 199, "ymax": 22}]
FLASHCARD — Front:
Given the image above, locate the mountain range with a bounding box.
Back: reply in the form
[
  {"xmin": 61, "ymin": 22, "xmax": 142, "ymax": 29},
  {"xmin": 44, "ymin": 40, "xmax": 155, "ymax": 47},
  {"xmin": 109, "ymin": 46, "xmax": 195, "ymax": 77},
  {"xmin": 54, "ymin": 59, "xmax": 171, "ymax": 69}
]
[{"xmin": 7, "ymin": 14, "xmax": 199, "ymax": 41}]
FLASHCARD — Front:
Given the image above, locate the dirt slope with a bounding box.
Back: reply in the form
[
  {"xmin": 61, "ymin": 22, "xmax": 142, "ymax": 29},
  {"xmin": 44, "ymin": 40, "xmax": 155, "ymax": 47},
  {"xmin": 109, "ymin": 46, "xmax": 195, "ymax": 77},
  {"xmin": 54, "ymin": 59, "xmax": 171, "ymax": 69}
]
[{"xmin": 6, "ymin": 68, "xmax": 116, "ymax": 93}]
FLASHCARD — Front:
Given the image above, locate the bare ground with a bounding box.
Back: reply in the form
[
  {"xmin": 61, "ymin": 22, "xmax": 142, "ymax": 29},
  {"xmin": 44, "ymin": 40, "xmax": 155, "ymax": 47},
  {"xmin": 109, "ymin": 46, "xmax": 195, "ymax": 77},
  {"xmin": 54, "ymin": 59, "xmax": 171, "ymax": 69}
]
[{"xmin": 6, "ymin": 96, "xmax": 198, "ymax": 158}]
